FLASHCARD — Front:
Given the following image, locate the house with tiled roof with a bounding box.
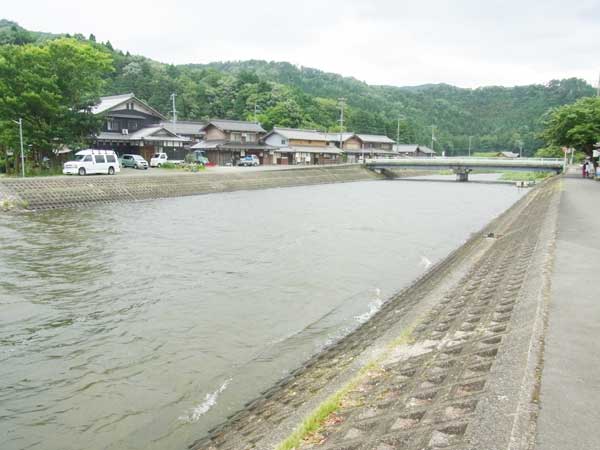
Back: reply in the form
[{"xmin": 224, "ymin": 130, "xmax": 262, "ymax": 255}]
[
  {"xmin": 325, "ymin": 132, "xmax": 397, "ymax": 162},
  {"xmin": 91, "ymin": 93, "xmax": 188, "ymax": 161},
  {"xmin": 192, "ymin": 119, "xmax": 276, "ymax": 165},
  {"xmin": 264, "ymin": 127, "xmax": 342, "ymax": 165},
  {"xmin": 160, "ymin": 120, "xmax": 206, "ymax": 142},
  {"xmin": 394, "ymin": 144, "xmax": 436, "ymax": 157}
]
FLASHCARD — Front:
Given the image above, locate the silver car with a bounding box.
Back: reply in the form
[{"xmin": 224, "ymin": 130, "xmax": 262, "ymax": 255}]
[{"xmin": 120, "ymin": 154, "xmax": 149, "ymax": 170}]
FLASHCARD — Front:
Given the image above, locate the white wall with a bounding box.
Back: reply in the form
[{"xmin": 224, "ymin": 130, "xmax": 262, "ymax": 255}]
[{"xmin": 265, "ymin": 133, "xmax": 287, "ymax": 148}]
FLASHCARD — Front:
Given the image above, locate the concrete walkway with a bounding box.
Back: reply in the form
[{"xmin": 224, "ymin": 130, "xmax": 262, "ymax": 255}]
[{"xmin": 535, "ymin": 175, "xmax": 600, "ymax": 450}]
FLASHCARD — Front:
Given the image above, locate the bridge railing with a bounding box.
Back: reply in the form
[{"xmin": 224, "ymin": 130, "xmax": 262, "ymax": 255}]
[{"xmin": 366, "ymin": 156, "xmax": 565, "ymax": 169}]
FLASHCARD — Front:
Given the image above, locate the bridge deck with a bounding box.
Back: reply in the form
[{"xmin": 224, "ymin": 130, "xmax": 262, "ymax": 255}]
[{"xmin": 366, "ymin": 157, "xmax": 564, "ymax": 173}]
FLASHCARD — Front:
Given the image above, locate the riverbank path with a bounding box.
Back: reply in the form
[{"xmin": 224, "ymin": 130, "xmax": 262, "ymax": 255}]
[{"xmin": 535, "ymin": 171, "xmax": 600, "ymax": 450}]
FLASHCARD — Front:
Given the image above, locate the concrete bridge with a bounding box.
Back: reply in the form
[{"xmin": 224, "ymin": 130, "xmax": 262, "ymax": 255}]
[{"xmin": 366, "ymin": 157, "xmax": 565, "ymax": 181}]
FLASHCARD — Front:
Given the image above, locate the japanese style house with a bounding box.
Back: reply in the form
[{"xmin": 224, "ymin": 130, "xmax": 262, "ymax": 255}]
[
  {"xmin": 264, "ymin": 127, "xmax": 342, "ymax": 165},
  {"xmin": 91, "ymin": 93, "xmax": 188, "ymax": 161},
  {"xmin": 393, "ymin": 144, "xmax": 437, "ymax": 157},
  {"xmin": 191, "ymin": 119, "xmax": 275, "ymax": 165},
  {"xmin": 325, "ymin": 133, "xmax": 397, "ymax": 162}
]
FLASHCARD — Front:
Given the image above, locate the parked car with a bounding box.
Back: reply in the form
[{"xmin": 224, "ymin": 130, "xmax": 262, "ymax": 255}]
[
  {"xmin": 150, "ymin": 152, "xmax": 168, "ymax": 167},
  {"xmin": 150, "ymin": 153, "xmax": 184, "ymax": 167},
  {"xmin": 120, "ymin": 154, "xmax": 148, "ymax": 169},
  {"xmin": 63, "ymin": 149, "xmax": 121, "ymax": 176},
  {"xmin": 237, "ymin": 155, "xmax": 260, "ymax": 167}
]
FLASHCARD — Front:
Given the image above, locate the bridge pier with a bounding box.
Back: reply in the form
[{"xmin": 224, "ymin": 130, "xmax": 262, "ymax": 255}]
[{"xmin": 453, "ymin": 168, "xmax": 471, "ymax": 182}]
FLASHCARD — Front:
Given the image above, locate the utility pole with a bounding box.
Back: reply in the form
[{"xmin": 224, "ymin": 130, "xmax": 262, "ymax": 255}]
[
  {"xmin": 518, "ymin": 140, "xmax": 523, "ymax": 158},
  {"xmin": 170, "ymin": 93, "xmax": 177, "ymax": 130},
  {"xmin": 12, "ymin": 118, "xmax": 25, "ymax": 177},
  {"xmin": 338, "ymin": 97, "xmax": 346, "ymax": 152},
  {"xmin": 468, "ymin": 136, "xmax": 473, "ymax": 157},
  {"xmin": 430, "ymin": 125, "xmax": 436, "ymax": 153}
]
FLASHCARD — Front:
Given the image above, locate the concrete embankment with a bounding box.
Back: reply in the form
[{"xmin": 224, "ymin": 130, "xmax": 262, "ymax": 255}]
[
  {"xmin": 190, "ymin": 177, "xmax": 560, "ymax": 450},
  {"xmin": 0, "ymin": 165, "xmax": 384, "ymax": 211}
]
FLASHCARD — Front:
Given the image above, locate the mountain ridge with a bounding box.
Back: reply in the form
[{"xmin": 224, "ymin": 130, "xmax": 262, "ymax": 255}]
[{"xmin": 1, "ymin": 19, "xmax": 596, "ymax": 154}]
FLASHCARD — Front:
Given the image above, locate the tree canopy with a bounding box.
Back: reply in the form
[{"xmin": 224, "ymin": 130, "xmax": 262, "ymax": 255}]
[
  {"xmin": 0, "ymin": 38, "xmax": 113, "ymax": 155},
  {"xmin": 540, "ymin": 97, "xmax": 600, "ymax": 156}
]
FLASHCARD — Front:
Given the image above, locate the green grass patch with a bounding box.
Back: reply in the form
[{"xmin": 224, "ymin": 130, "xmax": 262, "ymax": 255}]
[
  {"xmin": 276, "ymin": 322, "xmax": 419, "ymax": 450},
  {"xmin": 499, "ymin": 171, "xmax": 553, "ymax": 182},
  {"xmin": 471, "ymin": 152, "xmax": 498, "ymax": 158},
  {"xmin": 276, "ymin": 384, "xmax": 353, "ymax": 450},
  {"xmin": 387, "ymin": 324, "xmax": 417, "ymax": 349}
]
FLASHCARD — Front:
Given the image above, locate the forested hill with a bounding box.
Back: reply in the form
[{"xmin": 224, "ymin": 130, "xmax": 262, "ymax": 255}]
[
  {"xmin": 1, "ymin": 20, "xmax": 595, "ymax": 155},
  {"xmin": 192, "ymin": 61, "xmax": 594, "ymax": 154}
]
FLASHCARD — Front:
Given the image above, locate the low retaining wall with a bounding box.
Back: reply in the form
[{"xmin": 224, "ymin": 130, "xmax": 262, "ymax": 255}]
[{"xmin": 0, "ymin": 165, "xmax": 383, "ymax": 211}]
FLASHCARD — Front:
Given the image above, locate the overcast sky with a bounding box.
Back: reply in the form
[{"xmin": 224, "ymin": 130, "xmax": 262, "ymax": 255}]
[{"xmin": 4, "ymin": 0, "xmax": 599, "ymax": 88}]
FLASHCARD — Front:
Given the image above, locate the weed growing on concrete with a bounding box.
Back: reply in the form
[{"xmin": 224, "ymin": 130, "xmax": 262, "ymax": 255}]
[{"xmin": 276, "ymin": 321, "xmax": 420, "ymax": 450}]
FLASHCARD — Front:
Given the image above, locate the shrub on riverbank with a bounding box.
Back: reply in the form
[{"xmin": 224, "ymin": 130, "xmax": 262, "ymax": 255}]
[{"xmin": 500, "ymin": 171, "xmax": 552, "ymax": 182}]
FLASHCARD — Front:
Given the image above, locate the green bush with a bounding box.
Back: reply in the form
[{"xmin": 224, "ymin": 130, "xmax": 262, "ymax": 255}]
[
  {"xmin": 500, "ymin": 171, "xmax": 552, "ymax": 182},
  {"xmin": 160, "ymin": 162, "xmax": 177, "ymax": 169}
]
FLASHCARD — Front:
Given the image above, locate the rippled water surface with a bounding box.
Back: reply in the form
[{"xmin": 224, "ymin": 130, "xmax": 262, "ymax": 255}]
[{"xmin": 0, "ymin": 178, "xmax": 524, "ymax": 450}]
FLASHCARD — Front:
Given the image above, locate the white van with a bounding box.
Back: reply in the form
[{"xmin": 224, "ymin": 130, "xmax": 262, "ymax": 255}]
[{"xmin": 63, "ymin": 149, "xmax": 121, "ymax": 176}]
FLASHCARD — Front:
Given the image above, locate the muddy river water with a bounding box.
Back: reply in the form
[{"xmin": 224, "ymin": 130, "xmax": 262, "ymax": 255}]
[{"xmin": 0, "ymin": 176, "xmax": 524, "ymax": 450}]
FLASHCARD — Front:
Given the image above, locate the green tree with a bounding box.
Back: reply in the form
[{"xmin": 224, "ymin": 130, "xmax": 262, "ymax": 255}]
[
  {"xmin": 534, "ymin": 145, "xmax": 564, "ymax": 158},
  {"xmin": 0, "ymin": 38, "xmax": 113, "ymax": 162},
  {"xmin": 540, "ymin": 97, "xmax": 600, "ymax": 156}
]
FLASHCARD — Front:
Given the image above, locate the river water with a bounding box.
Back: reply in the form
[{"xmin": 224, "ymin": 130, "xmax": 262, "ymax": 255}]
[{"xmin": 0, "ymin": 177, "xmax": 524, "ymax": 450}]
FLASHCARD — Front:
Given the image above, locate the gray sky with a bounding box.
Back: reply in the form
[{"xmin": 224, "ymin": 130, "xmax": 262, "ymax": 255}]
[{"xmin": 4, "ymin": 0, "xmax": 600, "ymax": 88}]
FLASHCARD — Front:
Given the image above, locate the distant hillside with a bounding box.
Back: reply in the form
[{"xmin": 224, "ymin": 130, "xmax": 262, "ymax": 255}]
[
  {"xmin": 0, "ymin": 19, "xmax": 61, "ymax": 44},
  {"xmin": 182, "ymin": 60, "xmax": 594, "ymax": 153},
  {"xmin": 1, "ymin": 20, "xmax": 596, "ymax": 155}
]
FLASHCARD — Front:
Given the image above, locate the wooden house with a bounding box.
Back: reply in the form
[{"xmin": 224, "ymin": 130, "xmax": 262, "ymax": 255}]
[
  {"xmin": 91, "ymin": 93, "xmax": 188, "ymax": 161},
  {"xmin": 160, "ymin": 121, "xmax": 206, "ymax": 144},
  {"xmin": 264, "ymin": 127, "xmax": 342, "ymax": 165},
  {"xmin": 394, "ymin": 144, "xmax": 436, "ymax": 157},
  {"xmin": 192, "ymin": 119, "xmax": 275, "ymax": 165}
]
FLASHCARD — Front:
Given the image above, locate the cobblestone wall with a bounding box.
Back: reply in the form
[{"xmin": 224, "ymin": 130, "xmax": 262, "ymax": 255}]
[{"xmin": 0, "ymin": 166, "xmax": 382, "ymax": 211}]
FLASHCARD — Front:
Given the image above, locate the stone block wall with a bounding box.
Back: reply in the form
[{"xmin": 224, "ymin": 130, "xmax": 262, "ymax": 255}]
[{"xmin": 0, "ymin": 165, "xmax": 383, "ymax": 211}]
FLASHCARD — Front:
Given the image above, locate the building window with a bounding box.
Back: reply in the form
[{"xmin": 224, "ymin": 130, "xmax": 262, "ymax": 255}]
[
  {"xmin": 128, "ymin": 120, "xmax": 139, "ymax": 130},
  {"xmin": 281, "ymin": 138, "xmax": 287, "ymax": 145},
  {"xmin": 107, "ymin": 119, "xmax": 119, "ymax": 131},
  {"xmin": 230, "ymin": 132, "xmax": 241, "ymax": 142}
]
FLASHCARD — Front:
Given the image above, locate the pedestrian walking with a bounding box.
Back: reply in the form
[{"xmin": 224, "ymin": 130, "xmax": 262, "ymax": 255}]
[
  {"xmin": 582, "ymin": 162, "xmax": 587, "ymax": 178},
  {"xmin": 586, "ymin": 161, "xmax": 594, "ymax": 178}
]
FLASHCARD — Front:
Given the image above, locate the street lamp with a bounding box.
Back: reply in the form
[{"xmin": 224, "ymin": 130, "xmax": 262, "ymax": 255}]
[{"xmin": 11, "ymin": 118, "xmax": 25, "ymax": 178}]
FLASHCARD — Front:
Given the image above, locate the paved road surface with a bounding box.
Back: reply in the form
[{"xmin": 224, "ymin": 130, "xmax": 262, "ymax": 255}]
[{"xmin": 535, "ymin": 174, "xmax": 600, "ymax": 450}]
